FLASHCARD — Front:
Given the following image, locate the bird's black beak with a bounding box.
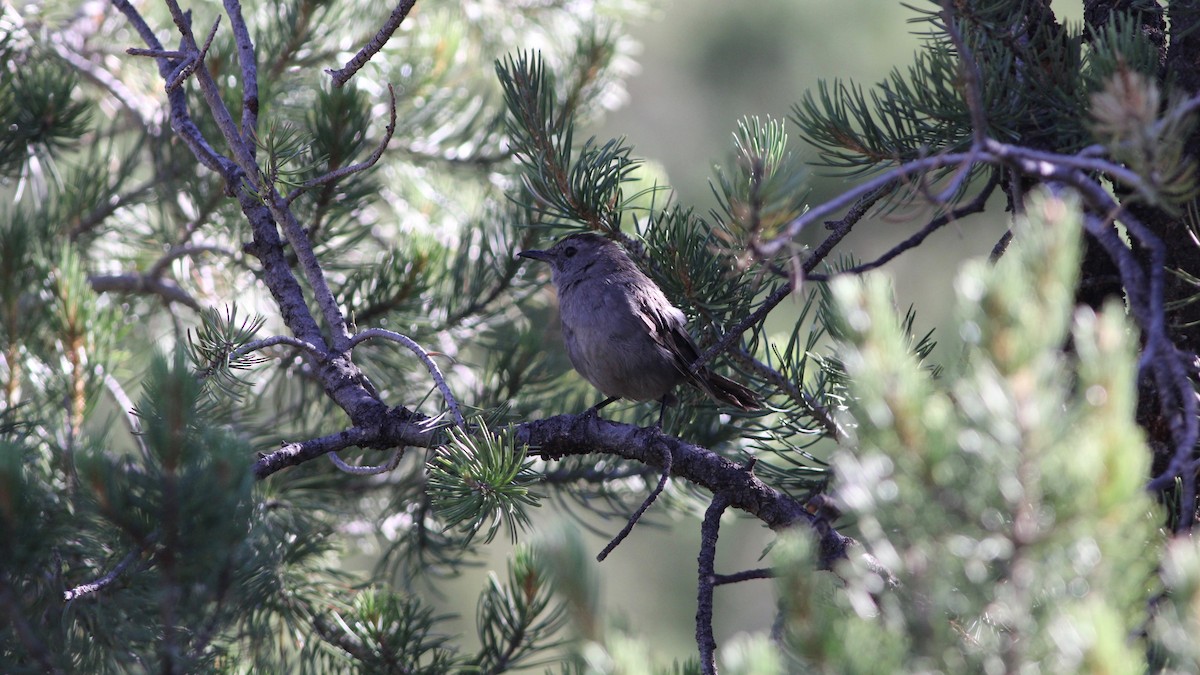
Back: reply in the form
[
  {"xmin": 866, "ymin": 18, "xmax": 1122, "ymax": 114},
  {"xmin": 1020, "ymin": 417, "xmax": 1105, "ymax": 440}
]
[{"xmin": 517, "ymin": 249, "xmax": 552, "ymax": 262}]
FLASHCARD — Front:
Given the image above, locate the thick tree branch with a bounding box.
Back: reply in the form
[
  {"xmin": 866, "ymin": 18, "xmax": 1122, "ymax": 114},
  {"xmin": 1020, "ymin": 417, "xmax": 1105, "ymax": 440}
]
[
  {"xmin": 515, "ymin": 413, "xmax": 855, "ymax": 568},
  {"xmin": 250, "ymin": 420, "xmax": 429, "ymax": 478}
]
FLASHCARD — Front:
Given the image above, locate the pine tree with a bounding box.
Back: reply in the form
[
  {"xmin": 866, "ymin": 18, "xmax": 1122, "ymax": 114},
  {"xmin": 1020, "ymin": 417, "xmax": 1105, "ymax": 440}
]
[{"xmin": 3, "ymin": 1, "xmax": 1200, "ymax": 673}]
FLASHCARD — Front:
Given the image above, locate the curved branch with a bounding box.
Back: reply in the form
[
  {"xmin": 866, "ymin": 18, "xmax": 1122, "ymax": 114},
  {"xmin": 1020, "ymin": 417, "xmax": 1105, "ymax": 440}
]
[
  {"xmin": 328, "ymin": 448, "xmax": 404, "ymax": 475},
  {"xmin": 805, "ymin": 173, "xmax": 998, "ymax": 281},
  {"xmin": 285, "ymin": 84, "xmax": 398, "ymax": 206},
  {"xmin": 348, "ymin": 328, "xmax": 465, "ymax": 428}
]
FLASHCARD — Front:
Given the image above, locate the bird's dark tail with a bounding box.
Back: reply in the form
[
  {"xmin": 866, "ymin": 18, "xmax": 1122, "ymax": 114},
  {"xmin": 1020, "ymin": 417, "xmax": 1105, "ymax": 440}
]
[{"xmin": 697, "ymin": 370, "xmax": 762, "ymax": 411}]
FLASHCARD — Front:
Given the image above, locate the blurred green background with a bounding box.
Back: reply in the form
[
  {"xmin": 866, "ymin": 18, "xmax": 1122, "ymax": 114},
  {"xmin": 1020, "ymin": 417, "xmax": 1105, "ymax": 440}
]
[{"xmin": 384, "ymin": 1, "xmax": 1082, "ymax": 667}]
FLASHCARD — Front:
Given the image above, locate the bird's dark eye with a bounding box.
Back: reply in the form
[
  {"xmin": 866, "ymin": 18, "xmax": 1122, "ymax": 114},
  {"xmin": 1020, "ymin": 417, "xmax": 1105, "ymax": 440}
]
[{"xmin": 563, "ymin": 246, "xmax": 577, "ymax": 258}]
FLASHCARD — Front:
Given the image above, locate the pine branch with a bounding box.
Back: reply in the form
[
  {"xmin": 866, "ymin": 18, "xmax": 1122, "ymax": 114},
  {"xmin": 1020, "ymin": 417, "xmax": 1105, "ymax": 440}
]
[{"xmin": 0, "ymin": 578, "xmax": 62, "ymax": 675}]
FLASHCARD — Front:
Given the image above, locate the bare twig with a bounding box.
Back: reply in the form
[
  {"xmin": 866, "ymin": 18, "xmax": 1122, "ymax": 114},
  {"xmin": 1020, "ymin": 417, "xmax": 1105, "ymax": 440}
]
[
  {"xmin": 166, "ymin": 17, "xmax": 220, "ymax": 92},
  {"xmin": 127, "ymin": 47, "xmax": 188, "ymax": 59},
  {"xmin": 689, "ymin": 282, "xmax": 792, "ymax": 377},
  {"xmin": 326, "ymin": 0, "xmax": 419, "ymax": 88},
  {"xmin": 989, "ymin": 229, "xmax": 1013, "ymax": 262},
  {"xmin": 807, "ymin": 178, "xmax": 900, "ymax": 271},
  {"xmin": 596, "ymin": 442, "xmax": 672, "ymax": 561},
  {"xmin": 713, "ymin": 567, "xmax": 775, "ymax": 585},
  {"xmin": 696, "ymin": 494, "xmax": 729, "ymax": 675},
  {"xmin": 805, "ymin": 174, "xmax": 998, "ymax": 281},
  {"xmin": 285, "ymin": 84, "xmax": 398, "ymax": 206},
  {"xmin": 229, "ymin": 334, "xmax": 325, "ymax": 361},
  {"xmin": 63, "ymin": 542, "xmax": 149, "ymax": 601},
  {"xmin": 764, "ymin": 153, "xmax": 973, "ymax": 257}
]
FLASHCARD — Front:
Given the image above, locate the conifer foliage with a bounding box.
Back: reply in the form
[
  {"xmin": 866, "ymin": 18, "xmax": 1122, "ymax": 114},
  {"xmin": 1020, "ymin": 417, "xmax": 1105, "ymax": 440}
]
[{"xmin": 4, "ymin": 1, "xmax": 1200, "ymax": 673}]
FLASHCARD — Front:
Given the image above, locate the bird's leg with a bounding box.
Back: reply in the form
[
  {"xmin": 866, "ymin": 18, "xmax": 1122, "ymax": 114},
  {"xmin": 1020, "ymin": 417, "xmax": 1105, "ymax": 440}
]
[
  {"xmin": 657, "ymin": 391, "xmax": 676, "ymax": 422},
  {"xmin": 584, "ymin": 396, "xmax": 620, "ymax": 417}
]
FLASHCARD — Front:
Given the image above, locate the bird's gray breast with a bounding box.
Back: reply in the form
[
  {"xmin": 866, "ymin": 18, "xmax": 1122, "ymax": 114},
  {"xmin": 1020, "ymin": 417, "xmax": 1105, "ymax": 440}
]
[{"xmin": 557, "ymin": 275, "xmax": 686, "ymax": 401}]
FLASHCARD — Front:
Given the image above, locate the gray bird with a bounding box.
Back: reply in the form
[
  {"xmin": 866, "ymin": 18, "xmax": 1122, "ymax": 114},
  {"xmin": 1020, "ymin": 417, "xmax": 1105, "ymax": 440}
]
[{"xmin": 518, "ymin": 232, "xmax": 761, "ymax": 424}]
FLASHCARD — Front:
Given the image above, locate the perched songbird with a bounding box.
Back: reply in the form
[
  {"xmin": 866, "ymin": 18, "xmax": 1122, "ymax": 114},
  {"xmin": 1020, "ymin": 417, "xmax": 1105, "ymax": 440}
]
[{"xmin": 518, "ymin": 232, "xmax": 761, "ymax": 424}]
